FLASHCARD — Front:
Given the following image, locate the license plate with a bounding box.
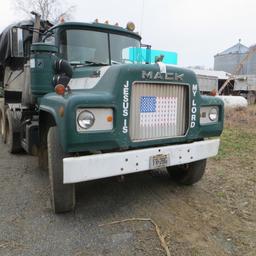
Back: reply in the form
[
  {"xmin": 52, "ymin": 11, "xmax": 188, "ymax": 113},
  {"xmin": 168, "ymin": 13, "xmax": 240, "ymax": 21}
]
[{"xmin": 150, "ymin": 154, "xmax": 169, "ymax": 169}]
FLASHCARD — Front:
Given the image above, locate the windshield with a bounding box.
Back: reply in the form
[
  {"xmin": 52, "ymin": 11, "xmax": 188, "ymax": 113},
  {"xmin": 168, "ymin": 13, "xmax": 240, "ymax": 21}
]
[
  {"xmin": 60, "ymin": 29, "xmax": 109, "ymax": 65},
  {"xmin": 59, "ymin": 29, "xmax": 141, "ymax": 65},
  {"xmin": 110, "ymin": 34, "xmax": 140, "ymax": 64}
]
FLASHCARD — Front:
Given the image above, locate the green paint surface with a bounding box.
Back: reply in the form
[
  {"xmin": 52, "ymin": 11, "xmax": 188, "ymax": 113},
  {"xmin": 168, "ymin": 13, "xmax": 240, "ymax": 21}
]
[{"xmin": 30, "ymin": 23, "xmax": 224, "ymax": 153}]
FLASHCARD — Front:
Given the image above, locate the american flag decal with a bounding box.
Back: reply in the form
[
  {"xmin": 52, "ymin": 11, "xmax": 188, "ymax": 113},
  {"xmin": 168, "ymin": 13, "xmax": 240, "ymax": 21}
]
[{"xmin": 140, "ymin": 96, "xmax": 177, "ymax": 127}]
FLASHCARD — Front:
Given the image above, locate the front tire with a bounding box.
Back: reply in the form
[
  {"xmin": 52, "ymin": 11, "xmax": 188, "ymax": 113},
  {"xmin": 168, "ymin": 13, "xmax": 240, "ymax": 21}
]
[
  {"xmin": 167, "ymin": 159, "xmax": 207, "ymax": 185},
  {"xmin": 38, "ymin": 127, "xmax": 49, "ymax": 172},
  {"xmin": 47, "ymin": 126, "xmax": 75, "ymax": 213},
  {"xmin": 0, "ymin": 103, "xmax": 6, "ymax": 143}
]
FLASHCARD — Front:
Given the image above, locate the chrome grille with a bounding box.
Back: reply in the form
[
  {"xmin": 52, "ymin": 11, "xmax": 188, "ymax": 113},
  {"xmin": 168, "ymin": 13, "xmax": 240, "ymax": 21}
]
[{"xmin": 129, "ymin": 82, "xmax": 188, "ymax": 141}]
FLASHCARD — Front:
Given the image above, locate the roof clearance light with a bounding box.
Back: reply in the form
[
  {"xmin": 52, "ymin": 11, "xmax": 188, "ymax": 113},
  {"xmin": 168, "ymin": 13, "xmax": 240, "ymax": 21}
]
[
  {"xmin": 59, "ymin": 16, "xmax": 65, "ymax": 23},
  {"xmin": 126, "ymin": 22, "xmax": 135, "ymax": 31}
]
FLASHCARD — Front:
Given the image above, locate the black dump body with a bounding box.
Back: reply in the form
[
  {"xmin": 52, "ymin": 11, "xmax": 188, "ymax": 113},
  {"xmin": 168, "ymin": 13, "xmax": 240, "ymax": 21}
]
[{"xmin": 0, "ymin": 19, "xmax": 53, "ymax": 83}]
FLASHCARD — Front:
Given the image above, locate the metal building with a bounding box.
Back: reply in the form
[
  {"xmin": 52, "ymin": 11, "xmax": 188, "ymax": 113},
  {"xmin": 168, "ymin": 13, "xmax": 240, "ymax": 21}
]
[
  {"xmin": 246, "ymin": 45, "xmax": 256, "ymax": 74},
  {"xmin": 214, "ymin": 41, "xmax": 249, "ymax": 74},
  {"xmin": 190, "ymin": 69, "xmax": 229, "ymax": 94},
  {"xmin": 214, "ymin": 42, "xmax": 256, "ymax": 104}
]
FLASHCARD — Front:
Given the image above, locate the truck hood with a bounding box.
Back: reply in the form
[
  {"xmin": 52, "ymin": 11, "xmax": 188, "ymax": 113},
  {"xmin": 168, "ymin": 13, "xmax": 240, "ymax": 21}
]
[
  {"xmin": 68, "ymin": 64, "xmax": 196, "ymax": 92},
  {"xmin": 40, "ymin": 63, "xmax": 224, "ymax": 153}
]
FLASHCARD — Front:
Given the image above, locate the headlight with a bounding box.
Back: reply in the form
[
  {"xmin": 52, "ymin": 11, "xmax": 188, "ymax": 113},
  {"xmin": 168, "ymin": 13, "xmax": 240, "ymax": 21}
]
[
  {"xmin": 200, "ymin": 106, "xmax": 219, "ymax": 125},
  {"xmin": 76, "ymin": 108, "xmax": 113, "ymax": 132},
  {"xmin": 209, "ymin": 107, "xmax": 218, "ymax": 121},
  {"xmin": 77, "ymin": 110, "xmax": 95, "ymax": 129}
]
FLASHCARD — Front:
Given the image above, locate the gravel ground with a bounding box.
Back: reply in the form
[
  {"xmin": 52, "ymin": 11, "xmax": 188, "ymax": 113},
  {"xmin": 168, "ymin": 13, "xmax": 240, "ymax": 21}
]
[{"xmin": 0, "ymin": 107, "xmax": 256, "ymax": 256}]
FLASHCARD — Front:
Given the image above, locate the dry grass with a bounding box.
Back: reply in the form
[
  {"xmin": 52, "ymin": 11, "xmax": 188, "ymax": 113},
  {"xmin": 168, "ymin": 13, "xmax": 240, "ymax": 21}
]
[
  {"xmin": 216, "ymin": 105, "xmax": 256, "ymax": 160},
  {"xmin": 224, "ymin": 105, "xmax": 256, "ymax": 130},
  {"xmin": 205, "ymin": 104, "xmax": 256, "ymax": 254}
]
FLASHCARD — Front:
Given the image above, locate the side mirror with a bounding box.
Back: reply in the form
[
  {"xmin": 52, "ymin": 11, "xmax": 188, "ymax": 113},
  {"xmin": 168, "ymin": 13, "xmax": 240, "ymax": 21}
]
[{"xmin": 11, "ymin": 27, "xmax": 24, "ymax": 58}]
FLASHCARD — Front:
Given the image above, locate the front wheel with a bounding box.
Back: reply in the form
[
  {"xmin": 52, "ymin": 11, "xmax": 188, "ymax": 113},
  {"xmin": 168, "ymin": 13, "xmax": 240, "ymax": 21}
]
[
  {"xmin": 47, "ymin": 126, "xmax": 75, "ymax": 213},
  {"xmin": 167, "ymin": 159, "xmax": 207, "ymax": 185},
  {"xmin": 0, "ymin": 103, "xmax": 6, "ymax": 143}
]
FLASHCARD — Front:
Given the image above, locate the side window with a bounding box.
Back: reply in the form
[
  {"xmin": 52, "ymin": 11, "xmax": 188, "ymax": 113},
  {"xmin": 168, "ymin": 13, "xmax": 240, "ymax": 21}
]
[{"xmin": 44, "ymin": 34, "xmax": 55, "ymax": 45}]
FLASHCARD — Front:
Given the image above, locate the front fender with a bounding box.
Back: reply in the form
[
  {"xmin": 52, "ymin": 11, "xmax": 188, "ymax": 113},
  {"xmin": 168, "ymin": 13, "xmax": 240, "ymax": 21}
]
[
  {"xmin": 39, "ymin": 93, "xmax": 69, "ymax": 150},
  {"xmin": 198, "ymin": 95, "xmax": 224, "ymax": 137}
]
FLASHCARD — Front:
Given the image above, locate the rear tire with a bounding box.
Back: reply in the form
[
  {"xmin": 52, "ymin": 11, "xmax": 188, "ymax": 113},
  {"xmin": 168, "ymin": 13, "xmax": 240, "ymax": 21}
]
[
  {"xmin": 5, "ymin": 108, "xmax": 22, "ymax": 153},
  {"xmin": 167, "ymin": 159, "xmax": 207, "ymax": 185},
  {"xmin": 47, "ymin": 126, "xmax": 75, "ymax": 213}
]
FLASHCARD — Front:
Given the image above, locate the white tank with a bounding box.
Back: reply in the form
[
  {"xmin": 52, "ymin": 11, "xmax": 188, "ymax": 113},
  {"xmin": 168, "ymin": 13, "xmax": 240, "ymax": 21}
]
[{"xmin": 216, "ymin": 96, "xmax": 248, "ymax": 109}]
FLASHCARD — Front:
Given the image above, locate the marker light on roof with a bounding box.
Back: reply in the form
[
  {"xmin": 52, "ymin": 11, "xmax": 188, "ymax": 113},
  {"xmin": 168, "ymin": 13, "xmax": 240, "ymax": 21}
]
[{"xmin": 126, "ymin": 22, "xmax": 135, "ymax": 31}]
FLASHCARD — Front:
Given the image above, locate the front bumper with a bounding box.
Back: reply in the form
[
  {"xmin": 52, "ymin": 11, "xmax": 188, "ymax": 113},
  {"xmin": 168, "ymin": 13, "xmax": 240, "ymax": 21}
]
[{"xmin": 63, "ymin": 139, "xmax": 220, "ymax": 184}]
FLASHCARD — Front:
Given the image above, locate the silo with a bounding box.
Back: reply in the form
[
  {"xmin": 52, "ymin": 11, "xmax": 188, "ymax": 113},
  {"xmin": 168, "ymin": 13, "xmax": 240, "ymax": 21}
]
[
  {"xmin": 246, "ymin": 45, "xmax": 256, "ymax": 74},
  {"xmin": 214, "ymin": 42, "xmax": 249, "ymax": 75}
]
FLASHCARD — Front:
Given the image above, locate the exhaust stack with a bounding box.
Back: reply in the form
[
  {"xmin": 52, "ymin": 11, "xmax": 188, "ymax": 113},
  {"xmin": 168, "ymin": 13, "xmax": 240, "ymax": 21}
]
[{"xmin": 31, "ymin": 11, "xmax": 41, "ymax": 43}]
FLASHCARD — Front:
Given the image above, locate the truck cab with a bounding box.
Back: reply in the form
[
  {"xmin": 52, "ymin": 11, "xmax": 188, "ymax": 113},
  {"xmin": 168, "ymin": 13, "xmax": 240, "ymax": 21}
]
[{"xmin": 0, "ymin": 19, "xmax": 224, "ymax": 213}]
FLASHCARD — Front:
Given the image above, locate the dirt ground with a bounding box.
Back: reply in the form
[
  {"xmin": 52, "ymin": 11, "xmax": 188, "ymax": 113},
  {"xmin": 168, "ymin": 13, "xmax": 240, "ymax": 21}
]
[{"xmin": 0, "ymin": 106, "xmax": 255, "ymax": 256}]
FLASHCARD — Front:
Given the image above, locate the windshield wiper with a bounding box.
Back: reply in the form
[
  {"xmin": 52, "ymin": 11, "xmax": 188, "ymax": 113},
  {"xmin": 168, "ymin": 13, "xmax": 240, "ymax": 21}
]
[
  {"xmin": 111, "ymin": 60, "xmax": 122, "ymax": 65},
  {"xmin": 84, "ymin": 61, "xmax": 109, "ymax": 66},
  {"xmin": 70, "ymin": 61, "xmax": 109, "ymax": 68}
]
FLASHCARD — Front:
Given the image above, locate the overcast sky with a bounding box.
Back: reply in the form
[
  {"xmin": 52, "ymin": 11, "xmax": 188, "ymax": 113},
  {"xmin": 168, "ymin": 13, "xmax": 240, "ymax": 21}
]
[{"xmin": 0, "ymin": 0, "xmax": 255, "ymax": 68}]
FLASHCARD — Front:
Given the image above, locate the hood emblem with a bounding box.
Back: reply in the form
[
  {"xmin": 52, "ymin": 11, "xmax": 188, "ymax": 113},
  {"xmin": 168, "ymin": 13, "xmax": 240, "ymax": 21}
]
[{"xmin": 142, "ymin": 71, "xmax": 184, "ymax": 81}]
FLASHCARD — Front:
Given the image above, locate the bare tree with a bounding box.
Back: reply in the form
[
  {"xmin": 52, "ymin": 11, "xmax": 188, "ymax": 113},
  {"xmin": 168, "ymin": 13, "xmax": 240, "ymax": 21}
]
[{"xmin": 12, "ymin": 0, "xmax": 75, "ymax": 23}]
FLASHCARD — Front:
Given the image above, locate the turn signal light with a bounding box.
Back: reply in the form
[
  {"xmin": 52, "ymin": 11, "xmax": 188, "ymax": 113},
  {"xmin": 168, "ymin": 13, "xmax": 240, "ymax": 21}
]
[
  {"xmin": 55, "ymin": 84, "xmax": 66, "ymax": 95},
  {"xmin": 106, "ymin": 115, "xmax": 113, "ymax": 122},
  {"xmin": 210, "ymin": 89, "xmax": 217, "ymax": 96}
]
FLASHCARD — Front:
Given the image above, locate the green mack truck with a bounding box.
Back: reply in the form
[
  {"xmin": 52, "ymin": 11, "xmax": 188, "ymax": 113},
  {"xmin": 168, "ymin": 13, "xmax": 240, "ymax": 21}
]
[{"xmin": 0, "ymin": 15, "xmax": 224, "ymax": 213}]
